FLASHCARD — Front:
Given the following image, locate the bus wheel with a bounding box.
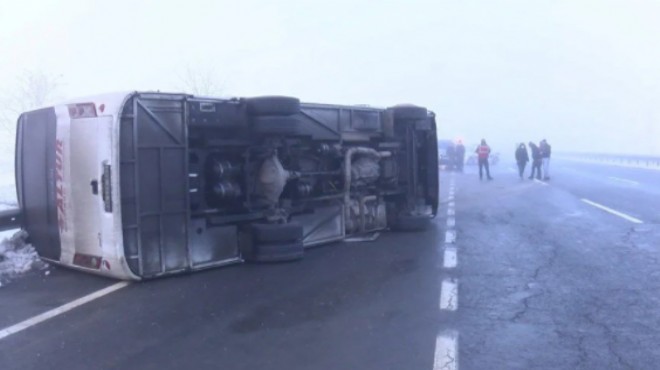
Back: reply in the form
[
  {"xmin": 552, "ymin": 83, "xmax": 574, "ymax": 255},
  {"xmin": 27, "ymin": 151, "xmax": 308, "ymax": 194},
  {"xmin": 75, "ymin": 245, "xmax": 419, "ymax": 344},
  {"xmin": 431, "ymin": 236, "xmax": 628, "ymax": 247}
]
[
  {"xmin": 390, "ymin": 214, "xmax": 431, "ymax": 232},
  {"xmin": 244, "ymin": 222, "xmax": 304, "ymax": 262},
  {"xmin": 247, "ymin": 241, "xmax": 304, "ymax": 263},
  {"xmin": 389, "ymin": 104, "xmax": 428, "ymax": 120},
  {"xmin": 246, "ymin": 96, "xmax": 300, "ymax": 116}
]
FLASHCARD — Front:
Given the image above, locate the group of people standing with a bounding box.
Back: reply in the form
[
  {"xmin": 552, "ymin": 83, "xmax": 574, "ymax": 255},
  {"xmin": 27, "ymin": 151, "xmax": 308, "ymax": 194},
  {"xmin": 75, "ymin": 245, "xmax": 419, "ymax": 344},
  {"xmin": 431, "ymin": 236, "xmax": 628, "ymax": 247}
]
[
  {"xmin": 515, "ymin": 140, "xmax": 552, "ymax": 180},
  {"xmin": 454, "ymin": 139, "xmax": 552, "ymax": 182}
]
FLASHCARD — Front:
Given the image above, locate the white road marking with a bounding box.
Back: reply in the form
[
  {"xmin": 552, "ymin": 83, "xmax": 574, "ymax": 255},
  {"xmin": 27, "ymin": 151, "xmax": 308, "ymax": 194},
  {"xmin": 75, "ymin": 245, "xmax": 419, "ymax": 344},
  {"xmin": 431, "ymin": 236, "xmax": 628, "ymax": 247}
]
[
  {"xmin": 440, "ymin": 278, "xmax": 458, "ymax": 311},
  {"xmin": 445, "ymin": 230, "xmax": 456, "ymax": 244},
  {"xmin": 438, "ymin": 179, "xmax": 459, "ymax": 369},
  {"xmin": 608, "ymin": 177, "xmax": 639, "ymax": 186},
  {"xmin": 443, "ymin": 247, "xmax": 457, "ymax": 269},
  {"xmin": 0, "ymin": 281, "xmax": 130, "ymax": 341},
  {"xmin": 581, "ymin": 199, "xmax": 643, "ymax": 224},
  {"xmin": 533, "ymin": 179, "xmax": 548, "ymax": 186},
  {"xmin": 434, "ymin": 330, "xmax": 459, "ymax": 370},
  {"xmin": 561, "ymin": 157, "xmax": 660, "ymax": 171}
]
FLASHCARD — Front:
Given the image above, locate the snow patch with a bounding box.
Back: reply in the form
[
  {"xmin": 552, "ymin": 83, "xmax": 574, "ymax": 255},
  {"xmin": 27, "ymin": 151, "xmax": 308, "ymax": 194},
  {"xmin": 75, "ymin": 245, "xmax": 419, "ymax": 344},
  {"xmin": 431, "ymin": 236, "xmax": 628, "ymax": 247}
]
[{"xmin": 0, "ymin": 230, "xmax": 48, "ymax": 286}]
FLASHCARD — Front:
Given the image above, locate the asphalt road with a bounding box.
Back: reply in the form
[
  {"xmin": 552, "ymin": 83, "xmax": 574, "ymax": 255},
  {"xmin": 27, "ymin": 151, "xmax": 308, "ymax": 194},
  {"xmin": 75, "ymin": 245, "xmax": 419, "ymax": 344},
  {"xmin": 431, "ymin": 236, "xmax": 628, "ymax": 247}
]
[{"xmin": 1, "ymin": 158, "xmax": 660, "ymax": 370}]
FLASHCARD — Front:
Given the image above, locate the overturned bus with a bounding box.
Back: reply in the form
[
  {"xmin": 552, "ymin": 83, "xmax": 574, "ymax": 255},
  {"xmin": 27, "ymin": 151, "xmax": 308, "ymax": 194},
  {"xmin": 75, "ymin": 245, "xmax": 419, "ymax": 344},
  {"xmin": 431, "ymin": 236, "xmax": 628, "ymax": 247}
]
[{"xmin": 14, "ymin": 92, "xmax": 439, "ymax": 280}]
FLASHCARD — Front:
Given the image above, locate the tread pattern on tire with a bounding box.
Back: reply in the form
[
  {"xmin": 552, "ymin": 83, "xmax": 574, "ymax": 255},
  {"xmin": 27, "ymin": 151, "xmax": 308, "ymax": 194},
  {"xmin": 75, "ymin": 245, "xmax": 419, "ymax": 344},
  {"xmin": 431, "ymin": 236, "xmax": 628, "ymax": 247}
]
[
  {"xmin": 249, "ymin": 241, "xmax": 304, "ymax": 263},
  {"xmin": 246, "ymin": 96, "xmax": 300, "ymax": 116},
  {"xmin": 250, "ymin": 222, "xmax": 303, "ymax": 243},
  {"xmin": 391, "ymin": 214, "xmax": 431, "ymax": 232},
  {"xmin": 390, "ymin": 105, "xmax": 428, "ymax": 121},
  {"xmin": 245, "ymin": 222, "xmax": 304, "ymax": 263}
]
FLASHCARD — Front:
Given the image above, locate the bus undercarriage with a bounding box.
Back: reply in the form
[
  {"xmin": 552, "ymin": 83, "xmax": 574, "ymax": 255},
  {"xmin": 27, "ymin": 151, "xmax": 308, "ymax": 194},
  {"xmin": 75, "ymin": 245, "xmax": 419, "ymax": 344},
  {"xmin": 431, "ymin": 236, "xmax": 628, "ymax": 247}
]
[{"xmin": 17, "ymin": 93, "xmax": 439, "ymax": 279}]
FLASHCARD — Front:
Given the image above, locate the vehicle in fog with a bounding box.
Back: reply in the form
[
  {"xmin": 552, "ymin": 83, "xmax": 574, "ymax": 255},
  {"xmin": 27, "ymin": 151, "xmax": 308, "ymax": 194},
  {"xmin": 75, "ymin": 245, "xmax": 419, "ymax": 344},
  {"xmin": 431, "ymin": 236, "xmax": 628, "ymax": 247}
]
[
  {"xmin": 437, "ymin": 139, "xmax": 455, "ymax": 167},
  {"xmin": 14, "ymin": 92, "xmax": 439, "ymax": 280}
]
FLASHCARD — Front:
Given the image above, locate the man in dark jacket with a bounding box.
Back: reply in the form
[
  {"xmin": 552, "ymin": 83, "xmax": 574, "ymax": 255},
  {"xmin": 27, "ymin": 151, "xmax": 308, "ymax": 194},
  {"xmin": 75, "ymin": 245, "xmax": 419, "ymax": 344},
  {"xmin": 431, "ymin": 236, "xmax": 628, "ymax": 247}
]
[
  {"xmin": 528, "ymin": 142, "xmax": 542, "ymax": 180},
  {"xmin": 475, "ymin": 139, "xmax": 493, "ymax": 180},
  {"xmin": 540, "ymin": 139, "xmax": 551, "ymax": 180},
  {"xmin": 455, "ymin": 140, "xmax": 466, "ymax": 172},
  {"xmin": 515, "ymin": 143, "xmax": 529, "ymax": 179}
]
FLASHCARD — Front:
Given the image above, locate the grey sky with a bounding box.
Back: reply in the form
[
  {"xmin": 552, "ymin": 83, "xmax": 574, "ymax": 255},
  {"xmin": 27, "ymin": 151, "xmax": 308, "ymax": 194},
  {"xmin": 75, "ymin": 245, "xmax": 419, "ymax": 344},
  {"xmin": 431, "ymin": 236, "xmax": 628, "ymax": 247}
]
[{"xmin": 1, "ymin": 0, "xmax": 659, "ymax": 154}]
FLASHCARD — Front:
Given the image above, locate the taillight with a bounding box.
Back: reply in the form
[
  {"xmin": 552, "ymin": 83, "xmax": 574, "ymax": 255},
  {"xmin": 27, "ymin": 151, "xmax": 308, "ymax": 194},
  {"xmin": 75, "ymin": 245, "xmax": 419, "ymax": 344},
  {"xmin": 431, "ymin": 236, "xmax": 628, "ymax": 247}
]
[
  {"xmin": 73, "ymin": 253, "xmax": 102, "ymax": 269},
  {"xmin": 67, "ymin": 103, "xmax": 97, "ymax": 119}
]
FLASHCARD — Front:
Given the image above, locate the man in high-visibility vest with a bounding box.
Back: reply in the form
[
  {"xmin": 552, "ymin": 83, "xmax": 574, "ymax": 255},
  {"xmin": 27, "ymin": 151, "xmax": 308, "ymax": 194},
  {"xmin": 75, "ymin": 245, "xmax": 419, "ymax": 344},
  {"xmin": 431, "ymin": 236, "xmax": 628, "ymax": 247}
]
[{"xmin": 475, "ymin": 139, "xmax": 493, "ymax": 180}]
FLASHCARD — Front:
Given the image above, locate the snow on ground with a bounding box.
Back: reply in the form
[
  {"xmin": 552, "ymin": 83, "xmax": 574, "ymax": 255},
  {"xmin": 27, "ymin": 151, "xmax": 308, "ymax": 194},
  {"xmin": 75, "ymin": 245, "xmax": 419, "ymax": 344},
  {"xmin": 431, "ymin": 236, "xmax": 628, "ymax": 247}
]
[{"xmin": 0, "ymin": 230, "xmax": 47, "ymax": 287}]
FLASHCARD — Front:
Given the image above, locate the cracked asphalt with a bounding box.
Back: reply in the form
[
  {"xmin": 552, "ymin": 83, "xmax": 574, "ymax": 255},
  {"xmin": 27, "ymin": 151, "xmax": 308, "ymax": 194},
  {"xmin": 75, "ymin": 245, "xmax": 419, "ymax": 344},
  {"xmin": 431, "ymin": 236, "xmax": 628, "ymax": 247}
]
[
  {"xmin": 1, "ymin": 158, "xmax": 660, "ymax": 369},
  {"xmin": 455, "ymin": 158, "xmax": 660, "ymax": 370}
]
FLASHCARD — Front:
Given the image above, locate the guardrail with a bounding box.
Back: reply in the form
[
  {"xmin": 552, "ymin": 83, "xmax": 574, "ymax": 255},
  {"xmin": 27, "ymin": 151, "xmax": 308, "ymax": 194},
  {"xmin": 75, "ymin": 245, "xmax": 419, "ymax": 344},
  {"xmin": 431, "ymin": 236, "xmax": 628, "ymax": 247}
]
[{"xmin": 557, "ymin": 152, "xmax": 660, "ymax": 169}]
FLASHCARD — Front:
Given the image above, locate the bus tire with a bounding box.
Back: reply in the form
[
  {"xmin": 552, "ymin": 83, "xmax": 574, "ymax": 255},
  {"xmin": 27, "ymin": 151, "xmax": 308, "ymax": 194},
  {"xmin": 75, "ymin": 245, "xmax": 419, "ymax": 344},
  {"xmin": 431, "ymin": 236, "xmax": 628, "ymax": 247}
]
[
  {"xmin": 390, "ymin": 104, "xmax": 428, "ymax": 121},
  {"xmin": 250, "ymin": 222, "xmax": 303, "ymax": 244},
  {"xmin": 391, "ymin": 214, "xmax": 431, "ymax": 232},
  {"xmin": 247, "ymin": 96, "xmax": 300, "ymax": 116},
  {"xmin": 246, "ymin": 241, "xmax": 304, "ymax": 263}
]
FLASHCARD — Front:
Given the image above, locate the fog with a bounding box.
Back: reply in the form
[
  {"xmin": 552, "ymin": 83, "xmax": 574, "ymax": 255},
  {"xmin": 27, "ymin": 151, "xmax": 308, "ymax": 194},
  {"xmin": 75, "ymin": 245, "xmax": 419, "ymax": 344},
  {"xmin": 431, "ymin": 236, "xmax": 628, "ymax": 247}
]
[{"xmin": 1, "ymin": 0, "xmax": 659, "ymax": 155}]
